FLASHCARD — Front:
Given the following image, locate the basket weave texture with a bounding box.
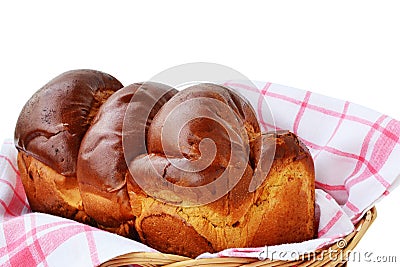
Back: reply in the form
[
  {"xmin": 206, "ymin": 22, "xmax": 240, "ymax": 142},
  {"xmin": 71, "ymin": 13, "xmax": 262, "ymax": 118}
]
[{"xmin": 100, "ymin": 207, "xmax": 376, "ymax": 267}]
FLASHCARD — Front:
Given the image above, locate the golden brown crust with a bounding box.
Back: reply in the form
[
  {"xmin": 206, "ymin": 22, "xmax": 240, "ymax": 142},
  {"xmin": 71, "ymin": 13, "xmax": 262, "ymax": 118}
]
[
  {"xmin": 128, "ymin": 131, "xmax": 314, "ymax": 257},
  {"xmin": 141, "ymin": 214, "xmax": 215, "ymax": 258},
  {"xmin": 14, "ymin": 69, "xmax": 123, "ymax": 176},
  {"xmin": 77, "ymin": 82, "xmax": 177, "ymax": 230},
  {"xmin": 147, "ymin": 83, "xmax": 260, "ymax": 164},
  {"xmin": 17, "ymin": 151, "xmax": 92, "ymax": 224},
  {"xmin": 15, "ymin": 78, "xmax": 315, "ymax": 259},
  {"xmin": 135, "ymin": 84, "xmax": 261, "ymax": 211},
  {"xmin": 250, "ymin": 131, "xmax": 315, "ymax": 246},
  {"xmin": 14, "ymin": 69, "xmax": 122, "ymax": 228},
  {"xmin": 127, "ymin": 83, "xmax": 315, "ymax": 257}
]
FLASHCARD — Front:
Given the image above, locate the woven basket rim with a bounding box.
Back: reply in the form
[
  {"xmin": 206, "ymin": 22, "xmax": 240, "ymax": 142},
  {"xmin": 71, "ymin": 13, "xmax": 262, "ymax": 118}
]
[{"xmin": 100, "ymin": 207, "xmax": 377, "ymax": 267}]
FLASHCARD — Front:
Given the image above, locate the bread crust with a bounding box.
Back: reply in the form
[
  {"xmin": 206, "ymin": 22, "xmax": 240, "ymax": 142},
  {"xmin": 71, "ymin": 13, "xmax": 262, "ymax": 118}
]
[
  {"xmin": 127, "ymin": 84, "xmax": 315, "ymax": 257},
  {"xmin": 77, "ymin": 82, "xmax": 177, "ymax": 234},
  {"xmin": 17, "ymin": 151, "xmax": 92, "ymax": 224},
  {"xmin": 15, "ymin": 77, "xmax": 315, "ymax": 258},
  {"xmin": 129, "ymin": 131, "xmax": 315, "ymax": 257},
  {"xmin": 14, "ymin": 69, "xmax": 123, "ymax": 221},
  {"xmin": 15, "ymin": 69, "xmax": 123, "ymax": 176}
]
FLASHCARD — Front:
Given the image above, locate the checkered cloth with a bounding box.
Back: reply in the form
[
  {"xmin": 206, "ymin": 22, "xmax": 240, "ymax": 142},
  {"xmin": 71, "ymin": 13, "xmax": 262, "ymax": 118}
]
[{"xmin": 1, "ymin": 81, "xmax": 400, "ymax": 265}]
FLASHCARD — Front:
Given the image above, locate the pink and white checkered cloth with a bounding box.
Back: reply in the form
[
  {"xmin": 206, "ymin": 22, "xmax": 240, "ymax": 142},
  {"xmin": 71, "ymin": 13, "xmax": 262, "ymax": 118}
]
[{"xmin": 1, "ymin": 81, "xmax": 400, "ymax": 265}]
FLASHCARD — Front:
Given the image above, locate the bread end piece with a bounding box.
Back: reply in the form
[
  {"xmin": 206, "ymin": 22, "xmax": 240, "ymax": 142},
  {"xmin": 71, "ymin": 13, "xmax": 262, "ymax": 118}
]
[{"xmin": 249, "ymin": 131, "xmax": 315, "ymax": 246}]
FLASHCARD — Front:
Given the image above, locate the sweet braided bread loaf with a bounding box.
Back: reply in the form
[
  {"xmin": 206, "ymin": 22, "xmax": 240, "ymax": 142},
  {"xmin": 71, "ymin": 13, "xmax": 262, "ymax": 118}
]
[{"xmin": 15, "ymin": 70, "xmax": 315, "ymax": 258}]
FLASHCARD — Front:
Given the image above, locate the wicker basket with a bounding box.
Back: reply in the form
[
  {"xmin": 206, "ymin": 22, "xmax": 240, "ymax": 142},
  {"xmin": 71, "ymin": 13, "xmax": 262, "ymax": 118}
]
[{"xmin": 100, "ymin": 207, "xmax": 377, "ymax": 267}]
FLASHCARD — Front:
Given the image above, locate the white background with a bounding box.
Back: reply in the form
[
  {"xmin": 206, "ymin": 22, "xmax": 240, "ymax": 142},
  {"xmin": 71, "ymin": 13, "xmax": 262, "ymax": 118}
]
[{"xmin": 1, "ymin": 1, "xmax": 399, "ymax": 266}]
